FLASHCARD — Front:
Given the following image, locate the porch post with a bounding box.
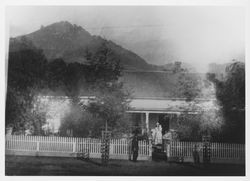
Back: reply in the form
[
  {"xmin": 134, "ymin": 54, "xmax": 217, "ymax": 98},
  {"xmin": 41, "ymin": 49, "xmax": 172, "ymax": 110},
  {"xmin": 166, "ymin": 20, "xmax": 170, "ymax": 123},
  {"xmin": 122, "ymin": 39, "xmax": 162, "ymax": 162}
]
[
  {"xmin": 140, "ymin": 113, "xmax": 145, "ymax": 135},
  {"xmin": 145, "ymin": 112, "xmax": 149, "ymax": 134}
]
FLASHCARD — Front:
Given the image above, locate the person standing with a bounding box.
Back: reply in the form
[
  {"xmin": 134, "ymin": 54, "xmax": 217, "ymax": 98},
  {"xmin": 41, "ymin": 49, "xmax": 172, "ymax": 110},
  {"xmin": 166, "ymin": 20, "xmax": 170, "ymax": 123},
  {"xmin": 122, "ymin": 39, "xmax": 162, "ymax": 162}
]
[
  {"xmin": 127, "ymin": 133, "xmax": 133, "ymax": 161},
  {"xmin": 154, "ymin": 122, "xmax": 162, "ymax": 145},
  {"xmin": 132, "ymin": 133, "xmax": 139, "ymax": 162},
  {"xmin": 193, "ymin": 144, "xmax": 200, "ymax": 164},
  {"xmin": 162, "ymin": 130, "xmax": 172, "ymax": 157}
]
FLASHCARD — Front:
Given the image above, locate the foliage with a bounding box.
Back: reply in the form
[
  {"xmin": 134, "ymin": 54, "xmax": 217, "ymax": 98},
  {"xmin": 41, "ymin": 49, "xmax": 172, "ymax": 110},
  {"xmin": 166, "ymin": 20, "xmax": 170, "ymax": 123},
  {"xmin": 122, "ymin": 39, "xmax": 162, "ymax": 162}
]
[
  {"xmin": 46, "ymin": 58, "xmax": 67, "ymax": 90},
  {"xmin": 207, "ymin": 60, "xmax": 245, "ymax": 110},
  {"xmin": 60, "ymin": 99, "xmax": 131, "ymax": 138},
  {"xmin": 175, "ymin": 114, "xmax": 201, "ymax": 141},
  {"xmin": 86, "ymin": 43, "xmax": 122, "ymax": 83},
  {"xmin": 6, "ymin": 43, "xmax": 48, "ymax": 134},
  {"xmin": 172, "ymin": 62, "xmax": 202, "ymax": 101},
  {"xmin": 177, "ymin": 73, "xmax": 202, "ymax": 101},
  {"xmin": 85, "ymin": 82, "xmax": 131, "ymax": 138},
  {"xmin": 172, "ymin": 61, "xmax": 184, "ymax": 73},
  {"xmin": 207, "ymin": 60, "xmax": 245, "ymax": 143},
  {"xmin": 59, "ymin": 43, "xmax": 131, "ymax": 138},
  {"xmin": 46, "ymin": 59, "xmax": 89, "ymax": 100},
  {"xmin": 59, "ymin": 104, "xmax": 94, "ymax": 137},
  {"xmin": 175, "ymin": 109, "xmax": 224, "ymax": 141},
  {"xmin": 223, "ymin": 61, "xmax": 245, "ymax": 109},
  {"xmin": 7, "ymin": 49, "xmax": 47, "ymax": 91},
  {"xmin": 7, "ymin": 37, "xmax": 131, "ymax": 137}
]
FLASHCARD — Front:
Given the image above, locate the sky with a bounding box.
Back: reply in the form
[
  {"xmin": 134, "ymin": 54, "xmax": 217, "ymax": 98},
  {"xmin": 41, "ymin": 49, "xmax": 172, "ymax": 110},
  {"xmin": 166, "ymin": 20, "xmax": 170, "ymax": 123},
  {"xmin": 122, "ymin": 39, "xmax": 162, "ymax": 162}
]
[{"xmin": 6, "ymin": 6, "xmax": 245, "ymax": 72}]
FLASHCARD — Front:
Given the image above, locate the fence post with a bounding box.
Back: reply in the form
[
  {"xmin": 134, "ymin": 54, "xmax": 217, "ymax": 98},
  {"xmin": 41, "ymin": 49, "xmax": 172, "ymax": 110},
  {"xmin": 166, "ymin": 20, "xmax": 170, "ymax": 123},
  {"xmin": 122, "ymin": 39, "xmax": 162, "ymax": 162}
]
[
  {"xmin": 110, "ymin": 140, "xmax": 113, "ymax": 155},
  {"xmin": 148, "ymin": 139, "xmax": 152, "ymax": 161},
  {"xmin": 36, "ymin": 141, "xmax": 40, "ymax": 152},
  {"xmin": 73, "ymin": 142, "xmax": 76, "ymax": 153}
]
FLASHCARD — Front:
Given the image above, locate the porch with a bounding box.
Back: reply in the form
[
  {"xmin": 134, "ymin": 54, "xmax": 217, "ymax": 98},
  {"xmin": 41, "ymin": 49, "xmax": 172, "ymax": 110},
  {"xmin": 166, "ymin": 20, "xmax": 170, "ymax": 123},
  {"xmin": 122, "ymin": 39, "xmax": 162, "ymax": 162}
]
[{"xmin": 126, "ymin": 97, "xmax": 208, "ymax": 136}]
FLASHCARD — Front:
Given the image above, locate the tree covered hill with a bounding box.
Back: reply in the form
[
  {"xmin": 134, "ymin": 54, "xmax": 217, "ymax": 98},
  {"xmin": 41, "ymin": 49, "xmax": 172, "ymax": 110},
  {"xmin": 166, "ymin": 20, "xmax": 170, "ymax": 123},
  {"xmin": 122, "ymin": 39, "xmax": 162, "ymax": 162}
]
[
  {"xmin": 12, "ymin": 21, "xmax": 153, "ymax": 70},
  {"xmin": 8, "ymin": 30, "xmax": 215, "ymax": 100}
]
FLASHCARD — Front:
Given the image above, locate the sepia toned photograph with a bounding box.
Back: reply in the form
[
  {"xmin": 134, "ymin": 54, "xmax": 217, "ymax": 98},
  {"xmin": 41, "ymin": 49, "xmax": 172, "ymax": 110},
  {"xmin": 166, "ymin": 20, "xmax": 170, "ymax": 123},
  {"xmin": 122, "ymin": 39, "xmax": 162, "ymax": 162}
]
[{"xmin": 5, "ymin": 5, "xmax": 245, "ymax": 176}]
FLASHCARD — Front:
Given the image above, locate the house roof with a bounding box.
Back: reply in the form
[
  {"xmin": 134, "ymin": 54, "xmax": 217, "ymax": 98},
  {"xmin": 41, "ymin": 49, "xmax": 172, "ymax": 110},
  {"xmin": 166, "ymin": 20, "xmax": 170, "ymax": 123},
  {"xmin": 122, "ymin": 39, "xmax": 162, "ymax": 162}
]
[
  {"xmin": 39, "ymin": 96, "xmax": 218, "ymax": 113},
  {"xmin": 127, "ymin": 98, "xmax": 218, "ymax": 114},
  {"xmin": 120, "ymin": 71, "xmax": 214, "ymax": 99}
]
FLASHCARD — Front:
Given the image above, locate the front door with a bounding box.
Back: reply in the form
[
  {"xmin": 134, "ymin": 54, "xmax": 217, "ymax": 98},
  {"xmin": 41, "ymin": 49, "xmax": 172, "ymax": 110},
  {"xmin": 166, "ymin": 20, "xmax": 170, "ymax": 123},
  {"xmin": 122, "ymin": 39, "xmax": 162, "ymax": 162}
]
[{"xmin": 159, "ymin": 114, "xmax": 170, "ymax": 135}]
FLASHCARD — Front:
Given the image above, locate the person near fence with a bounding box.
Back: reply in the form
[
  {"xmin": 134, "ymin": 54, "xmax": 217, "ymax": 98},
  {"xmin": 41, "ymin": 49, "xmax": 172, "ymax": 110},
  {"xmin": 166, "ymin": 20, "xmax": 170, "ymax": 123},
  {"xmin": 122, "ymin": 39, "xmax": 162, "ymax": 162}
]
[
  {"xmin": 193, "ymin": 144, "xmax": 200, "ymax": 164},
  {"xmin": 162, "ymin": 130, "xmax": 172, "ymax": 157},
  {"xmin": 132, "ymin": 132, "xmax": 139, "ymax": 162},
  {"xmin": 128, "ymin": 133, "xmax": 133, "ymax": 161}
]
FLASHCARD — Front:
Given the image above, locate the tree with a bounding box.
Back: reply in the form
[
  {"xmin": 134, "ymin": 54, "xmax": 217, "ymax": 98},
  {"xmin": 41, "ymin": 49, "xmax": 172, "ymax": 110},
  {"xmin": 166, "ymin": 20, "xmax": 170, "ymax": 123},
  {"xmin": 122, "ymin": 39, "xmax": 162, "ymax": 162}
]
[
  {"xmin": 59, "ymin": 103, "xmax": 94, "ymax": 137},
  {"xmin": 173, "ymin": 109, "xmax": 224, "ymax": 142},
  {"xmin": 207, "ymin": 60, "xmax": 245, "ymax": 143},
  {"xmin": 86, "ymin": 43, "xmax": 122, "ymax": 83},
  {"xmin": 59, "ymin": 43, "xmax": 131, "ymax": 138},
  {"xmin": 177, "ymin": 72, "xmax": 202, "ymax": 101},
  {"xmin": 5, "ymin": 38, "xmax": 47, "ymax": 134},
  {"xmin": 46, "ymin": 58, "xmax": 67, "ymax": 91},
  {"xmin": 85, "ymin": 82, "xmax": 131, "ymax": 138},
  {"xmin": 6, "ymin": 40, "xmax": 48, "ymax": 134},
  {"xmin": 173, "ymin": 61, "xmax": 183, "ymax": 73},
  {"xmin": 172, "ymin": 62, "xmax": 225, "ymax": 141}
]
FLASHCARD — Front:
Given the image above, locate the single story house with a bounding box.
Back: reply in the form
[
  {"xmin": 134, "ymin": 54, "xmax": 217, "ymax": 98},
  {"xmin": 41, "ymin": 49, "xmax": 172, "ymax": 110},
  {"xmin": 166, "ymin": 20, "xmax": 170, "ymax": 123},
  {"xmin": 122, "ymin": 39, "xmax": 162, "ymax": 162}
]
[{"xmin": 35, "ymin": 71, "xmax": 218, "ymax": 136}]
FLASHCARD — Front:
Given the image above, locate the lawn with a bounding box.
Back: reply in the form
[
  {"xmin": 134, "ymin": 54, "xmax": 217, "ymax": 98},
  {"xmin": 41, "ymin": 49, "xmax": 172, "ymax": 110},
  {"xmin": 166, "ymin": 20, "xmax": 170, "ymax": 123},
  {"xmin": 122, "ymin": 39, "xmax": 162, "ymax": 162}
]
[{"xmin": 5, "ymin": 155, "xmax": 245, "ymax": 176}]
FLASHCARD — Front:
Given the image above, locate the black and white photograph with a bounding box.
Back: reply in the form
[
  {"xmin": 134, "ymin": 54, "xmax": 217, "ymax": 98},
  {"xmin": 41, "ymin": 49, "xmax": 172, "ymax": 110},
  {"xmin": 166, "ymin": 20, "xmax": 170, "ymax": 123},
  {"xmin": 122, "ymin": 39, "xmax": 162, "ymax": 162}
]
[{"xmin": 3, "ymin": 2, "xmax": 247, "ymax": 177}]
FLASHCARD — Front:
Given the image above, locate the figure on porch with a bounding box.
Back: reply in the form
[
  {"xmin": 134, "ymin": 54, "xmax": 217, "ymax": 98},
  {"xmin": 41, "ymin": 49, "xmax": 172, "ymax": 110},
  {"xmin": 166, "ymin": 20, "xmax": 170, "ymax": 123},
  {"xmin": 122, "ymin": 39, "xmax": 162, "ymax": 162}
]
[
  {"xmin": 162, "ymin": 129, "xmax": 174, "ymax": 157},
  {"xmin": 154, "ymin": 122, "xmax": 162, "ymax": 145}
]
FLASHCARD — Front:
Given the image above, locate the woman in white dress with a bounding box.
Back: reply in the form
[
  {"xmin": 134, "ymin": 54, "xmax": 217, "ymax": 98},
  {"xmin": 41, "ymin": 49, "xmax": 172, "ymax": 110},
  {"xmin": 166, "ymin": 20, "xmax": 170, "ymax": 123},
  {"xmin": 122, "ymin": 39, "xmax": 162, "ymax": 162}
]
[{"xmin": 154, "ymin": 122, "xmax": 162, "ymax": 145}]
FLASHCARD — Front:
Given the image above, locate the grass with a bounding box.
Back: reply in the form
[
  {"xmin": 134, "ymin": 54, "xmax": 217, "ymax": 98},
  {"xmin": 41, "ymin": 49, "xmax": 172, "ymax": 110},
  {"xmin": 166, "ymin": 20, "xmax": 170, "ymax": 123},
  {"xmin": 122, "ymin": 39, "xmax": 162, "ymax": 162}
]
[{"xmin": 5, "ymin": 155, "xmax": 245, "ymax": 176}]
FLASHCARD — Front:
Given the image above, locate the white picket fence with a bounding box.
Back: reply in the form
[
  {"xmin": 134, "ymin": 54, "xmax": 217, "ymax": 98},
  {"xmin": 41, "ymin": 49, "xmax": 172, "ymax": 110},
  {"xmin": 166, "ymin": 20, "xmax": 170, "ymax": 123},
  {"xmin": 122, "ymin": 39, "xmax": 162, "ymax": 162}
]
[
  {"xmin": 170, "ymin": 141, "xmax": 245, "ymax": 164},
  {"xmin": 5, "ymin": 136, "xmax": 245, "ymax": 164},
  {"xmin": 5, "ymin": 135, "xmax": 151, "ymax": 160}
]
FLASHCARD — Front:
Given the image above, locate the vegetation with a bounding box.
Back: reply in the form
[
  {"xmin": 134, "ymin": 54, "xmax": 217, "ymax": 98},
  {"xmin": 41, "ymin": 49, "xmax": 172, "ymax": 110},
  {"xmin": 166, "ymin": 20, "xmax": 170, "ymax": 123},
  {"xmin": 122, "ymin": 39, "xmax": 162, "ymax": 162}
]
[
  {"xmin": 207, "ymin": 60, "xmax": 245, "ymax": 143},
  {"xmin": 175, "ymin": 110, "xmax": 224, "ymax": 142},
  {"xmin": 6, "ymin": 44, "xmax": 48, "ymax": 134},
  {"xmin": 172, "ymin": 60, "xmax": 245, "ymax": 143},
  {"xmin": 6, "ymin": 37, "xmax": 131, "ymax": 137},
  {"xmin": 59, "ymin": 44, "xmax": 131, "ymax": 138},
  {"xmin": 177, "ymin": 72, "xmax": 202, "ymax": 101},
  {"xmin": 6, "ymin": 30, "xmax": 245, "ymax": 142},
  {"xmin": 22, "ymin": 21, "xmax": 152, "ymax": 70}
]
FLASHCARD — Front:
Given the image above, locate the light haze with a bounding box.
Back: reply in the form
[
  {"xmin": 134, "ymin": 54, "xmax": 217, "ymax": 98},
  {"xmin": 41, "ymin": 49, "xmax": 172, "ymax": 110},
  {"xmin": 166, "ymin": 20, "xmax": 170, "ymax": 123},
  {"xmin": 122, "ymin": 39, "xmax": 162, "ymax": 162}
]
[{"xmin": 6, "ymin": 6, "xmax": 245, "ymax": 72}]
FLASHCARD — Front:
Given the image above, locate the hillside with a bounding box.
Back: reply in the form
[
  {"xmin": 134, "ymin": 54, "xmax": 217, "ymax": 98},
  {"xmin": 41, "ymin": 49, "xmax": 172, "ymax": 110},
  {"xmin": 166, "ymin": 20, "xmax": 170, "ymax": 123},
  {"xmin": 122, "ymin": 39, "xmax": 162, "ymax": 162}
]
[{"xmin": 13, "ymin": 21, "xmax": 153, "ymax": 70}]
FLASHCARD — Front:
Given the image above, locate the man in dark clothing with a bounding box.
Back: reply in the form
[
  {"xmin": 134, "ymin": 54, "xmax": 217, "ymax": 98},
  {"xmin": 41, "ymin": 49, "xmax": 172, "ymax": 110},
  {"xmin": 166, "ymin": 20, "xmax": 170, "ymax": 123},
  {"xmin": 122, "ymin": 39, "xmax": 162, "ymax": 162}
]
[
  {"xmin": 132, "ymin": 134, "xmax": 139, "ymax": 162},
  {"xmin": 193, "ymin": 144, "xmax": 200, "ymax": 164}
]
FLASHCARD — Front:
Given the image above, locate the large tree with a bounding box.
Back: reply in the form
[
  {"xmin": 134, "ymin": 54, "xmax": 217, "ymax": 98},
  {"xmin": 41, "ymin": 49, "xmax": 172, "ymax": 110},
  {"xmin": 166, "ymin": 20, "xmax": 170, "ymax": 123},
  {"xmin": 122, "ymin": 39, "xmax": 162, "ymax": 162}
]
[
  {"xmin": 172, "ymin": 62, "xmax": 225, "ymax": 141},
  {"xmin": 207, "ymin": 60, "xmax": 245, "ymax": 143},
  {"xmin": 6, "ymin": 39, "xmax": 48, "ymax": 134},
  {"xmin": 59, "ymin": 43, "xmax": 131, "ymax": 138}
]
